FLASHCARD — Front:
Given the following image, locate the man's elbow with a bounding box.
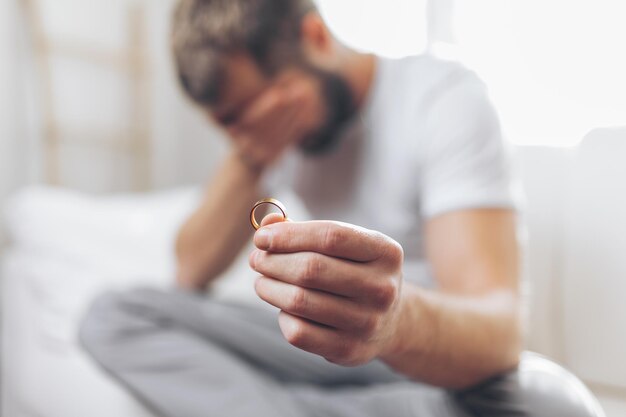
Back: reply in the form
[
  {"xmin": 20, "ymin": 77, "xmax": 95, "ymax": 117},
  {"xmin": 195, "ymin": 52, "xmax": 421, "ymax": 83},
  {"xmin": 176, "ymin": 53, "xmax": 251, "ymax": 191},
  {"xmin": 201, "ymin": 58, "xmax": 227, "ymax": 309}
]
[
  {"xmin": 175, "ymin": 242, "xmax": 207, "ymax": 291},
  {"xmin": 488, "ymin": 290, "xmax": 524, "ymax": 375},
  {"xmin": 503, "ymin": 304, "xmax": 524, "ymax": 370},
  {"xmin": 175, "ymin": 263, "xmax": 206, "ymax": 291},
  {"xmin": 456, "ymin": 297, "xmax": 524, "ymax": 389},
  {"xmin": 175, "ymin": 245, "xmax": 227, "ymax": 291},
  {"xmin": 453, "ymin": 342, "xmax": 522, "ymax": 390},
  {"xmin": 173, "ymin": 230, "xmax": 204, "ymax": 288},
  {"xmin": 483, "ymin": 308, "xmax": 524, "ymax": 386}
]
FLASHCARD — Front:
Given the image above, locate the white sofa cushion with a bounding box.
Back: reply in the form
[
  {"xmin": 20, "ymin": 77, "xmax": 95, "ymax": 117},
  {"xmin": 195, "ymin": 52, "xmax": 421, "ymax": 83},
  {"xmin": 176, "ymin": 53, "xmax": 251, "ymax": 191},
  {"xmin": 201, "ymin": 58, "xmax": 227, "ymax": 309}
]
[{"xmin": 561, "ymin": 128, "xmax": 626, "ymax": 389}]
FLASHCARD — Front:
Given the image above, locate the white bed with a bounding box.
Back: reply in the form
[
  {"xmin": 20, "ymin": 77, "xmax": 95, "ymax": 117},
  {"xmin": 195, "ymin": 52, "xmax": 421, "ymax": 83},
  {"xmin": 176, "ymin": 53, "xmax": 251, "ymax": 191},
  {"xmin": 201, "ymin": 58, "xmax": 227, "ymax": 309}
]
[{"xmin": 0, "ymin": 186, "xmax": 269, "ymax": 417}]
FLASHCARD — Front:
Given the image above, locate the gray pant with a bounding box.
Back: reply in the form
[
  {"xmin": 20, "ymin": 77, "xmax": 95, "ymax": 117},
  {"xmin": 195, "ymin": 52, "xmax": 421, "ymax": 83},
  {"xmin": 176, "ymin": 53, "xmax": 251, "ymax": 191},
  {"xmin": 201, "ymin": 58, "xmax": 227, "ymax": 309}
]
[{"xmin": 79, "ymin": 288, "xmax": 603, "ymax": 417}]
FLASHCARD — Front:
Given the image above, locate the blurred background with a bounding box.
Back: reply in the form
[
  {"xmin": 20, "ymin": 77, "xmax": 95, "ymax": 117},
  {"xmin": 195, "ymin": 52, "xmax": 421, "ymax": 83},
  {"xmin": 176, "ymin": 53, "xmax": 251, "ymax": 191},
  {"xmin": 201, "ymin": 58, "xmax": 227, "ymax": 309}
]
[{"xmin": 0, "ymin": 0, "xmax": 625, "ymax": 416}]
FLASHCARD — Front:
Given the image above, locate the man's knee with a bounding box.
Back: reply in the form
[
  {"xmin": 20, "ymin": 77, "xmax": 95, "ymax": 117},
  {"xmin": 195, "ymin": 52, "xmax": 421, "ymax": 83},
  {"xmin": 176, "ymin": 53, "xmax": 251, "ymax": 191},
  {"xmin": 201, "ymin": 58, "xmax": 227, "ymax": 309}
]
[{"xmin": 455, "ymin": 352, "xmax": 604, "ymax": 417}]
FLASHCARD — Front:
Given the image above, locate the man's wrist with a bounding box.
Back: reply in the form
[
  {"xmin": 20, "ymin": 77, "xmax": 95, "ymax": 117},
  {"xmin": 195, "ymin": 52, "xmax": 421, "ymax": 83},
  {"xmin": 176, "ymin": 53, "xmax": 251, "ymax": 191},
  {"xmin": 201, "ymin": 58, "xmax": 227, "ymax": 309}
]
[
  {"xmin": 379, "ymin": 284, "xmax": 433, "ymax": 364},
  {"xmin": 230, "ymin": 150, "xmax": 267, "ymax": 180}
]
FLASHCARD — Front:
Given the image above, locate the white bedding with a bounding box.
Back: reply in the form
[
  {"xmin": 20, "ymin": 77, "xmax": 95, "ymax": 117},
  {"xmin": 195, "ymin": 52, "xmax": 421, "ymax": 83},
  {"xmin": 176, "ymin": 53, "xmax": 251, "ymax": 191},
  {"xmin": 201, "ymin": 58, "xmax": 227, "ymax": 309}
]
[
  {"xmin": 1, "ymin": 185, "xmax": 266, "ymax": 417},
  {"xmin": 4, "ymin": 186, "xmax": 200, "ymax": 280},
  {"xmin": 2, "ymin": 248, "xmax": 158, "ymax": 417}
]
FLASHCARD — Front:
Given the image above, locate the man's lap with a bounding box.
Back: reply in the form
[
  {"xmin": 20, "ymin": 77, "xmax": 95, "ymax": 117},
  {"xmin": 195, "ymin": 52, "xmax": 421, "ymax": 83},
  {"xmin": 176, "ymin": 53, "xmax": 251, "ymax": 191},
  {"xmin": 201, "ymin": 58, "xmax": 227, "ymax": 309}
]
[
  {"xmin": 79, "ymin": 287, "xmax": 602, "ymax": 417},
  {"xmin": 103, "ymin": 288, "xmax": 403, "ymax": 381}
]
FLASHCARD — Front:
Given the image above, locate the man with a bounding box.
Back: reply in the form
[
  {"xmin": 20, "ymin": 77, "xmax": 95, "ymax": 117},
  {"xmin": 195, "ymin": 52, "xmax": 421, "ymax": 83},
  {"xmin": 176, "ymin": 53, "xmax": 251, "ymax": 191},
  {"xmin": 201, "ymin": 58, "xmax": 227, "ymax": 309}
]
[{"xmin": 80, "ymin": 1, "xmax": 602, "ymax": 416}]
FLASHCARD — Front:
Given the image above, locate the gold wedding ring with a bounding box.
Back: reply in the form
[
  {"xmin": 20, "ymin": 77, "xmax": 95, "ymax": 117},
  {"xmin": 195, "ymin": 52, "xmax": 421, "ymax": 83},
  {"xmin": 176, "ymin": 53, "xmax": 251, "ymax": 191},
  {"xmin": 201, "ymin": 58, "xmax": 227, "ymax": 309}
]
[{"xmin": 250, "ymin": 198, "xmax": 288, "ymax": 230}]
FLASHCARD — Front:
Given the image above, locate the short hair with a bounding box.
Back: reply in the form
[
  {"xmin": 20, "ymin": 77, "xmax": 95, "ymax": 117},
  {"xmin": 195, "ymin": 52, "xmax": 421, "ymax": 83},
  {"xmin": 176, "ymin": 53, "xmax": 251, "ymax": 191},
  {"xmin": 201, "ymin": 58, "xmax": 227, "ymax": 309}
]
[{"xmin": 171, "ymin": 0, "xmax": 316, "ymax": 106}]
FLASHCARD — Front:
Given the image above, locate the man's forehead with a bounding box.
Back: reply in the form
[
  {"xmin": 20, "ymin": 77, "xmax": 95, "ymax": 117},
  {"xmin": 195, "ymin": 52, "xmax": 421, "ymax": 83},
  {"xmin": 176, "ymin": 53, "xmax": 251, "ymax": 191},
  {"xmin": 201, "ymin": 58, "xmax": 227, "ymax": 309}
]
[{"xmin": 210, "ymin": 53, "xmax": 271, "ymax": 123}]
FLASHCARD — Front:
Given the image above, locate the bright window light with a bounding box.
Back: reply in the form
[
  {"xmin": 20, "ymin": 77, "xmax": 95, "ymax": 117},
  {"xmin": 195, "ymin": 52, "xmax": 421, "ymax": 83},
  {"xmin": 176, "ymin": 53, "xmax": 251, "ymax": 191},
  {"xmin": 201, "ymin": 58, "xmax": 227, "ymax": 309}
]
[
  {"xmin": 450, "ymin": 0, "xmax": 626, "ymax": 146},
  {"xmin": 315, "ymin": 0, "xmax": 427, "ymax": 58}
]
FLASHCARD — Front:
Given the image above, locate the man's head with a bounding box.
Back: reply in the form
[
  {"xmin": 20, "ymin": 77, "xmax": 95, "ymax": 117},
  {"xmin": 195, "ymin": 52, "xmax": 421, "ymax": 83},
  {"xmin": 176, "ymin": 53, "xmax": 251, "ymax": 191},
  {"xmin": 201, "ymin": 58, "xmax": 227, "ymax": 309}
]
[{"xmin": 171, "ymin": 0, "xmax": 358, "ymax": 154}]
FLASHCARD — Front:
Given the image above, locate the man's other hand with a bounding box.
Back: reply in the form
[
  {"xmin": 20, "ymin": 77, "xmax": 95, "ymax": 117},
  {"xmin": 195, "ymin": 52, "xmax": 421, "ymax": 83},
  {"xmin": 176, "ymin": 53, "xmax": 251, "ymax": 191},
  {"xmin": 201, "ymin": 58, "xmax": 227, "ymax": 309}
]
[{"xmin": 225, "ymin": 72, "xmax": 324, "ymax": 171}]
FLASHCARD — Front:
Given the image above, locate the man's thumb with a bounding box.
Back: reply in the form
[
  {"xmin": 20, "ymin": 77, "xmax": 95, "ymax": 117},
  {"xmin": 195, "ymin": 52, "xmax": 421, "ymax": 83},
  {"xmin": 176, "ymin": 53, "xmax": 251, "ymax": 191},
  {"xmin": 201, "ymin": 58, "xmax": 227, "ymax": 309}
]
[{"xmin": 259, "ymin": 212, "xmax": 290, "ymax": 228}]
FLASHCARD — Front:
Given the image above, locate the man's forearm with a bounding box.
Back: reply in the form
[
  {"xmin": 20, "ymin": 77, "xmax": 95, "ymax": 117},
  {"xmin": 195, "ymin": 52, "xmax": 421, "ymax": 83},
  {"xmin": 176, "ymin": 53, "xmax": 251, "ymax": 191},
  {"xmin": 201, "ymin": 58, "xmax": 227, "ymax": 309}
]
[
  {"xmin": 381, "ymin": 283, "xmax": 523, "ymax": 389},
  {"xmin": 176, "ymin": 151, "xmax": 263, "ymax": 290}
]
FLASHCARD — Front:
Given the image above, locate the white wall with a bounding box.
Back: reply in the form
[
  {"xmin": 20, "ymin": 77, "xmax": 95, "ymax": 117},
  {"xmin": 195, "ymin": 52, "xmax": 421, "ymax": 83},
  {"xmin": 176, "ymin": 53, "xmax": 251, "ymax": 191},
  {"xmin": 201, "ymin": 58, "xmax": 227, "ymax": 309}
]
[
  {"xmin": 144, "ymin": 0, "xmax": 227, "ymax": 190},
  {"xmin": 0, "ymin": 0, "xmax": 35, "ymax": 247},
  {"xmin": 0, "ymin": 0, "xmax": 230, "ymax": 204},
  {"xmin": 0, "ymin": 0, "xmax": 19, "ymax": 195}
]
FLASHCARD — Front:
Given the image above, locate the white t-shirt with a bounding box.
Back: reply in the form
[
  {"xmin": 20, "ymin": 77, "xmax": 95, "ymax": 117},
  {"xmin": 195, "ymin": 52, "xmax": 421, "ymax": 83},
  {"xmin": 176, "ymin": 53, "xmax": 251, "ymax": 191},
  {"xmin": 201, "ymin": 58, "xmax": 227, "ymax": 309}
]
[{"xmin": 264, "ymin": 54, "xmax": 518, "ymax": 287}]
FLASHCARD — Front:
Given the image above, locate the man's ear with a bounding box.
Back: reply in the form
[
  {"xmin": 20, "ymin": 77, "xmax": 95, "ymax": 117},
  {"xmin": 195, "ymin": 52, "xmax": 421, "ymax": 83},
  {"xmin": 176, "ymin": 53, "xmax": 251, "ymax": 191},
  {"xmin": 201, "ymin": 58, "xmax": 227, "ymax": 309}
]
[{"xmin": 300, "ymin": 12, "xmax": 335, "ymax": 64}]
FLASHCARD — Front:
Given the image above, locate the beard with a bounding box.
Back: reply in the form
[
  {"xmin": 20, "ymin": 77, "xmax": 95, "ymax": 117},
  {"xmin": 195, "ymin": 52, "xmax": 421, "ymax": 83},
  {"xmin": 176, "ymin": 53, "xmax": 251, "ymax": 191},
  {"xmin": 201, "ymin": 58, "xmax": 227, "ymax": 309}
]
[{"xmin": 297, "ymin": 67, "xmax": 357, "ymax": 156}]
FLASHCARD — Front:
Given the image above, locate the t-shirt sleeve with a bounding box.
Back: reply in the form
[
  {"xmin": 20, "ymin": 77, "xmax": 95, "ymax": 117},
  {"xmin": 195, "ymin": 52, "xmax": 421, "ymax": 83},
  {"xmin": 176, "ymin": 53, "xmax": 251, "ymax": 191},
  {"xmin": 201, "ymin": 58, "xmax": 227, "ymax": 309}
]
[{"xmin": 420, "ymin": 72, "xmax": 519, "ymax": 219}]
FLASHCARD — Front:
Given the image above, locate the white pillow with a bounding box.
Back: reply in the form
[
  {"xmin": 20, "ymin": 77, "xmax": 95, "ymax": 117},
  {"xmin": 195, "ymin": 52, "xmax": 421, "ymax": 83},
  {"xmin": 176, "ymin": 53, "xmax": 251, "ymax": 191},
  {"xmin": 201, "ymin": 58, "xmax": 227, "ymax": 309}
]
[{"xmin": 4, "ymin": 186, "xmax": 201, "ymax": 281}]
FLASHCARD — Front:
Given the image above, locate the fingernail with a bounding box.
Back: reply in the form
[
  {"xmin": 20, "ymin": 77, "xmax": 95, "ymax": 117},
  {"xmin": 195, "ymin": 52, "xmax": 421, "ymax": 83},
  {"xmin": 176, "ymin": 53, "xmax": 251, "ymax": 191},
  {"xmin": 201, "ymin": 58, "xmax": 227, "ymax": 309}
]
[{"xmin": 255, "ymin": 228, "xmax": 272, "ymax": 249}]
